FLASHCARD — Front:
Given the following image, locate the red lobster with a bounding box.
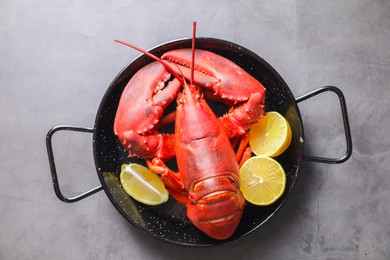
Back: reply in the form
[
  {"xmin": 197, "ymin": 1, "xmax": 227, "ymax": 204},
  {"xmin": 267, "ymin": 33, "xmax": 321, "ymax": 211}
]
[{"xmin": 113, "ymin": 22, "xmax": 266, "ymax": 240}]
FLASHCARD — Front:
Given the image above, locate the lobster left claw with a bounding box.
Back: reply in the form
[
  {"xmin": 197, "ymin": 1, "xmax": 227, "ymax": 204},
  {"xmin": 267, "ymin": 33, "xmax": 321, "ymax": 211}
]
[
  {"xmin": 161, "ymin": 49, "xmax": 266, "ymax": 138},
  {"xmin": 114, "ymin": 61, "xmax": 182, "ymax": 159}
]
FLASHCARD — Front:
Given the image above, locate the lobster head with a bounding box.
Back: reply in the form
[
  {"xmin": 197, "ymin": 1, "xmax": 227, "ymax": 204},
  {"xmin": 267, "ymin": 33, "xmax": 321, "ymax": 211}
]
[{"xmin": 186, "ymin": 175, "xmax": 245, "ymax": 240}]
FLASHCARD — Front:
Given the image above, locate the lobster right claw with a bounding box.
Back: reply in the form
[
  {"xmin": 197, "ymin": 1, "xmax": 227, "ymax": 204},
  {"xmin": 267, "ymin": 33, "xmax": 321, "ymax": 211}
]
[
  {"xmin": 162, "ymin": 49, "xmax": 265, "ymax": 103},
  {"xmin": 162, "ymin": 49, "xmax": 266, "ymax": 138}
]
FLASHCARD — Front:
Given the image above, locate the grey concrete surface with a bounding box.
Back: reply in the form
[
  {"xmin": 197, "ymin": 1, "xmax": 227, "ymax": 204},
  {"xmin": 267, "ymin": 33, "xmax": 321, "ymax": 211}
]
[{"xmin": 1, "ymin": 0, "xmax": 389, "ymax": 259}]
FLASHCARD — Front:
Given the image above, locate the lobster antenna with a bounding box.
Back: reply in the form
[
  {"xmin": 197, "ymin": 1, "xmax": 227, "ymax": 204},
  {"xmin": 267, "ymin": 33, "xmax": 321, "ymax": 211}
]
[
  {"xmin": 190, "ymin": 21, "xmax": 196, "ymax": 86},
  {"xmin": 114, "ymin": 39, "xmax": 184, "ymax": 85}
]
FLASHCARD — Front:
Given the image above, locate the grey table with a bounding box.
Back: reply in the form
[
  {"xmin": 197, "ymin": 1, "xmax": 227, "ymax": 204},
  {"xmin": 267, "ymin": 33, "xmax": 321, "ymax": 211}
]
[{"xmin": 1, "ymin": 0, "xmax": 389, "ymax": 259}]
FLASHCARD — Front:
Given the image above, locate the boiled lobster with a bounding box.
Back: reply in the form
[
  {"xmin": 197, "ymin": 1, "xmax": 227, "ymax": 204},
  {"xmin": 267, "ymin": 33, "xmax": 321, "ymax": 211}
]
[{"xmin": 113, "ymin": 22, "xmax": 266, "ymax": 240}]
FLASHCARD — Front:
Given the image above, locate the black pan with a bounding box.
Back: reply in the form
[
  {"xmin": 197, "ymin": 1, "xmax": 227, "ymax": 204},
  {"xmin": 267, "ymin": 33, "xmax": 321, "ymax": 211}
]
[{"xmin": 46, "ymin": 38, "xmax": 352, "ymax": 246}]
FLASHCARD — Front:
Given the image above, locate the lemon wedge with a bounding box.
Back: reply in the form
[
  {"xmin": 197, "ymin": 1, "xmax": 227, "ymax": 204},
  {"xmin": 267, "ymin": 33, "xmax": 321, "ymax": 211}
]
[{"xmin": 120, "ymin": 163, "xmax": 169, "ymax": 205}]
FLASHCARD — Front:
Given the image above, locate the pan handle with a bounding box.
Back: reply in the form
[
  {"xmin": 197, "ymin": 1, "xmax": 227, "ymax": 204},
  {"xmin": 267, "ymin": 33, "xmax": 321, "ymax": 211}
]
[
  {"xmin": 46, "ymin": 125, "xmax": 103, "ymax": 203},
  {"xmin": 295, "ymin": 86, "xmax": 352, "ymax": 164}
]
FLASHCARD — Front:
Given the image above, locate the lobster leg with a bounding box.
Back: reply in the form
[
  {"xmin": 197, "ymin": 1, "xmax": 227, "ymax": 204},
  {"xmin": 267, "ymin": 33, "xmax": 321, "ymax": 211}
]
[
  {"xmin": 146, "ymin": 158, "xmax": 188, "ymax": 204},
  {"xmin": 235, "ymin": 133, "xmax": 249, "ymax": 162},
  {"xmin": 235, "ymin": 132, "xmax": 252, "ymax": 168}
]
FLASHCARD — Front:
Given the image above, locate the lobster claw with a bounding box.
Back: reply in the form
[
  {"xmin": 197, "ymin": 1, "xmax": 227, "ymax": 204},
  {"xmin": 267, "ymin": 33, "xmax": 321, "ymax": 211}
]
[
  {"xmin": 114, "ymin": 61, "xmax": 181, "ymax": 159},
  {"xmin": 162, "ymin": 49, "xmax": 266, "ymax": 138},
  {"xmin": 162, "ymin": 49, "xmax": 265, "ymax": 104}
]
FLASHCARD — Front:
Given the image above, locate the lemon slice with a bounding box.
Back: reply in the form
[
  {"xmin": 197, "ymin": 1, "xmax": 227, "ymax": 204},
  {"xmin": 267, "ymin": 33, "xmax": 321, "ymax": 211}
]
[
  {"xmin": 249, "ymin": 111, "xmax": 292, "ymax": 157},
  {"xmin": 239, "ymin": 156, "xmax": 286, "ymax": 206},
  {"xmin": 119, "ymin": 163, "xmax": 169, "ymax": 205}
]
